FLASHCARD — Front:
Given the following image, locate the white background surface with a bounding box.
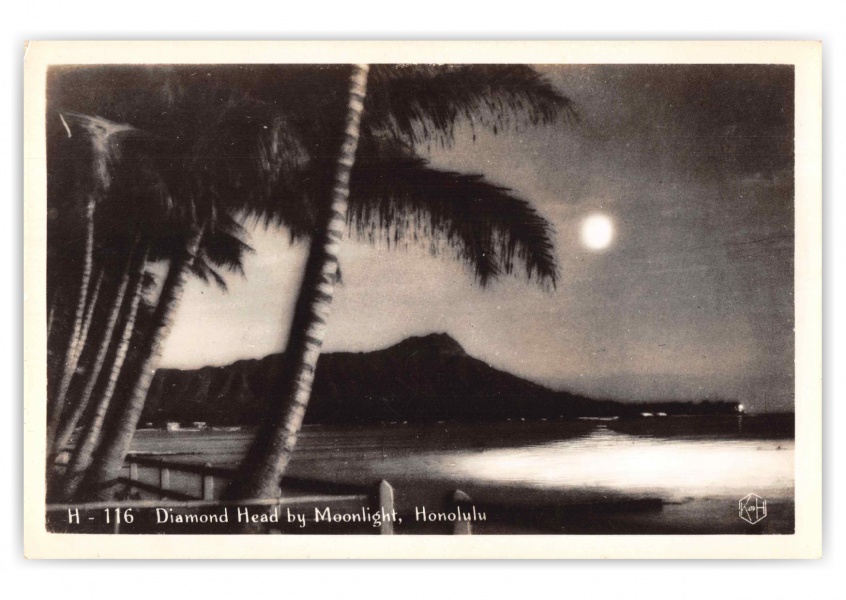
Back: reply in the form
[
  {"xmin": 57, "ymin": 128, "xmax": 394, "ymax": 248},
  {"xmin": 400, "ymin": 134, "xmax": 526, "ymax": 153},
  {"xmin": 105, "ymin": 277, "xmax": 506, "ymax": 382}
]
[{"xmin": 3, "ymin": 2, "xmax": 842, "ymax": 598}]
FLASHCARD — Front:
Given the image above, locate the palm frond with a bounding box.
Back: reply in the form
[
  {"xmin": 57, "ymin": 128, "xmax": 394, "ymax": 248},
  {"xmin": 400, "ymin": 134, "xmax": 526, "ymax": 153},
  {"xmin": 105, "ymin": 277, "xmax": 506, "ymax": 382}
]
[
  {"xmin": 201, "ymin": 218, "xmax": 255, "ymax": 276},
  {"xmin": 49, "ymin": 111, "xmax": 183, "ymax": 242},
  {"xmin": 346, "ymin": 156, "xmax": 558, "ymax": 287},
  {"xmin": 182, "ymin": 100, "xmax": 311, "ymax": 228},
  {"xmin": 58, "ymin": 112, "xmax": 141, "ymax": 194},
  {"xmin": 190, "ymin": 258, "xmax": 229, "ymax": 292},
  {"xmin": 366, "ymin": 65, "xmax": 577, "ymax": 147},
  {"xmin": 48, "ymin": 65, "xmax": 571, "ymax": 289},
  {"xmin": 50, "ymin": 67, "xmax": 315, "ymax": 235}
]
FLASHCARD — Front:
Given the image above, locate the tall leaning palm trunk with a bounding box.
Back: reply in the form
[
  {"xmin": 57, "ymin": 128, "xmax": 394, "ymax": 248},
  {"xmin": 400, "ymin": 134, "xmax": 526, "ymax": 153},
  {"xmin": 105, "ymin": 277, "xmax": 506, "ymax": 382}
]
[
  {"xmin": 48, "ymin": 267, "xmax": 103, "ymax": 456},
  {"xmin": 234, "ymin": 65, "xmax": 370, "ymax": 500},
  {"xmin": 79, "ymin": 229, "xmax": 203, "ymax": 500},
  {"xmin": 47, "ymin": 301, "xmax": 56, "ymax": 339},
  {"xmin": 47, "ymin": 271, "xmax": 105, "ymax": 464},
  {"xmin": 60, "ymin": 249, "xmax": 148, "ymax": 500},
  {"xmin": 73, "ymin": 269, "xmax": 104, "ymax": 372},
  {"xmin": 48, "ymin": 197, "xmax": 96, "ymax": 447},
  {"xmin": 52, "ymin": 242, "xmax": 140, "ymax": 457}
]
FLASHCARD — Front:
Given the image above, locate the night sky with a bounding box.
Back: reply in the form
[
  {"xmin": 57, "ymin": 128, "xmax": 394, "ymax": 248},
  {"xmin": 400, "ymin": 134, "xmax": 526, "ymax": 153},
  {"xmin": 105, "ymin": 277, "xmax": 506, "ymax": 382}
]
[{"xmin": 159, "ymin": 64, "xmax": 795, "ymax": 413}]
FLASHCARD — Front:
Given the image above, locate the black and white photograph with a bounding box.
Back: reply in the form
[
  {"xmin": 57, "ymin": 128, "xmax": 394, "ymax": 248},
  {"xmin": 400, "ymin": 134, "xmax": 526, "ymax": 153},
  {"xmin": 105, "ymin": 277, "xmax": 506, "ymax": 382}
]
[{"xmin": 22, "ymin": 41, "xmax": 822, "ymax": 558}]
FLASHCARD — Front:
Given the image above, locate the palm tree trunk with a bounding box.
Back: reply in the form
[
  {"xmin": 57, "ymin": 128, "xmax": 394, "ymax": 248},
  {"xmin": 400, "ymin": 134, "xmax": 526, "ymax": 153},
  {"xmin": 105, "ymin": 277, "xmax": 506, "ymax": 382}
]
[
  {"xmin": 60, "ymin": 250, "xmax": 148, "ymax": 501},
  {"xmin": 52, "ymin": 244, "xmax": 142, "ymax": 457},
  {"xmin": 234, "ymin": 65, "xmax": 369, "ymax": 501},
  {"xmin": 47, "ymin": 300, "xmax": 56, "ymax": 339},
  {"xmin": 76, "ymin": 270, "xmax": 104, "ymax": 362},
  {"xmin": 79, "ymin": 228, "xmax": 204, "ymax": 501},
  {"xmin": 47, "ymin": 266, "xmax": 103, "ymax": 454},
  {"xmin": 49, "ymin": 196, "xmax": 96, "ymax": 436}
]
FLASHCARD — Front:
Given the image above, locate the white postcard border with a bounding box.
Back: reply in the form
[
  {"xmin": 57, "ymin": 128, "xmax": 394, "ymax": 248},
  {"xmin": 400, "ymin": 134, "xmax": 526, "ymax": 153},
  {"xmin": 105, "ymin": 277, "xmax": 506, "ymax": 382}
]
[{"xmin": 23, "ymin": 40, "xmax": 822, "ymax": 559}]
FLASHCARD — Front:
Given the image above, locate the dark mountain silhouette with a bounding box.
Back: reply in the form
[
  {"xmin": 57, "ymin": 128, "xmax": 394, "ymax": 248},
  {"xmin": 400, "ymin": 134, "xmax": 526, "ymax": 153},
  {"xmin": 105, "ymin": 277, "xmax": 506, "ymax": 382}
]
[{"xmin": 141, "ymin": 333, "xmax": 739, "ymax": 426}]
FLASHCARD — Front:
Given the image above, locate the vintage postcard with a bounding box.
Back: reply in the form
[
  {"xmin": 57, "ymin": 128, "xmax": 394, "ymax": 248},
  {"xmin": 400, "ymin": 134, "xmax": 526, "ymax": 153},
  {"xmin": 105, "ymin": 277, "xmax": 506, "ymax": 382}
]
[{"xmin": 23, "ymin": 41, "xmax": 822, "ymax": 558}]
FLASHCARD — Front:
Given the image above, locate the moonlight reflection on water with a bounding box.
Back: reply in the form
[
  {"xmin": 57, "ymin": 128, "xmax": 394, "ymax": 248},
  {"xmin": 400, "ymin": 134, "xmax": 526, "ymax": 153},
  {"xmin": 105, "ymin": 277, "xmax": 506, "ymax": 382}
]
[{"xmin": 385, "ymin": 426, "xmax": 795, "ymax": 502}]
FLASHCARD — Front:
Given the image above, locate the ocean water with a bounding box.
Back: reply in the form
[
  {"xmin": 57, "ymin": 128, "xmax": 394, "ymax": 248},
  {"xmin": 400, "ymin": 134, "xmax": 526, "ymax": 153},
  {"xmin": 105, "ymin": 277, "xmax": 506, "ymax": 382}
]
[
  {"xmin": 123, "ymin": 415, "xmax": 794, "ymax": 534},
  {"xmin": 401, "ymin": 424, "xmax": 794, "ymax": 501}
]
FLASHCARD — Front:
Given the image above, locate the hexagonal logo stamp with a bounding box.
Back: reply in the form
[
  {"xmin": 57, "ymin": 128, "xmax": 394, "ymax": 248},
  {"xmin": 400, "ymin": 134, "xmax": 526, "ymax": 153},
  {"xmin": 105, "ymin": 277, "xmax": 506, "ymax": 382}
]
[{"xmin": 739, "ymin": 493, "xmax": 767, "ymax": 525}]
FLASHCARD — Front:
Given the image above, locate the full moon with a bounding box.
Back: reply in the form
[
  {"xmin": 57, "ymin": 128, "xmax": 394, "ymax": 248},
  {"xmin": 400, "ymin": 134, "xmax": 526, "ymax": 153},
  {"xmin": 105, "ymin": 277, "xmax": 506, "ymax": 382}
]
[{"xmin": 581, "ymin": 214, "xmax": 615, "ymax": 250}]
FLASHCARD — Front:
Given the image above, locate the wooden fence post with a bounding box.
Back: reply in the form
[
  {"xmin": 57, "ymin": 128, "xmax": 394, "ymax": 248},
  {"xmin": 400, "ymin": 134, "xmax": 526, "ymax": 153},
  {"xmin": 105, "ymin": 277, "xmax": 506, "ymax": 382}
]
[
  {"xmin": 378, "ymin": 480, "xmax": 395, "ymax": 535},
  {"xmin": 202, "ymin": 463, "xmax": 215, "ymax": 500},
  {"xmin": 453, "ymin": 489, "xmax": 472, "ymax": 535},
  {"xmin": 160, "ymin": 467, "xmax": 170, "ymax": 499}
]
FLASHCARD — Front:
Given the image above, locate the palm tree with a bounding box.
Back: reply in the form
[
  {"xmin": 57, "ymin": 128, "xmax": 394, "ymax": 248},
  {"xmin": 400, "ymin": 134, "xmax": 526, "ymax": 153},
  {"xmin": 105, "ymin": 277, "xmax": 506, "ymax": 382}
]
[
  {"xmin": 231, "ymin": 64, "xmax": 573, "ymax": 501},
  {"xmin": 55, "ymin": 245, "xmax": 149, "ymax": 500},
  {"xmin": 47, "ymin": 64, "xmax": 573, "ymax": 501},
  {"xmin": 71, "ymin": 137, "xmax": 281, "ymax": 501},
  {"xmin": 229, "ymin": 64, "xmax": 571, "ymax": 502},
  {"xmin": 46, "ymin": 113, "xmax": 141, "ymax": 454},
  {"xmin": 230, "ymin": 64, "xmax": 370, "ymax": 500},
  {"xmin": 72, "ymin": 228, "xmax": 202, "ymax": 502},
  {"xmin": 51, "ymin": 237, "xmax": 143, "ymax": 457},
  {"xmin": 45, "ymin": 108, "xmax": 182, "ymax": 470},
  {"xmin": 46, "ymin": 85, "xmax": 307, "ymax": 499}
]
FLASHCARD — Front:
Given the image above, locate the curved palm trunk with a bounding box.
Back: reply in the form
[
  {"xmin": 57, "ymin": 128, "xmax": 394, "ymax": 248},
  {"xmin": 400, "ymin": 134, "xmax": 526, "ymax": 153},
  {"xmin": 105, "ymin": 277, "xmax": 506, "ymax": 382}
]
[
  {"xmin": 77, "ymin": 270, "xmax": 104, "ymax": 357},
  {"xmin": 47, "ymin": 300, "xmax": 56, "ymax": 339},
  {"xmin": 52, "ymin": 244, "xmax": 142, "ymax": 457},
  {"xmin": 49, "ymin": 197, "xmax": 96, "ymax": 435},
  {"xmin": 234, "ymin": 65, "xmax": 369, "ymax": 501},
  {"xmin": 47, "ymin": 267, "xmax": 103, "ymax": 454},
  {"xmin": 60, "ymin": 252, "xmax": 147, "ymax": 501},
  {"xmin": 79, "ymin": 229, "xmax": 204, "ymax": 500}
]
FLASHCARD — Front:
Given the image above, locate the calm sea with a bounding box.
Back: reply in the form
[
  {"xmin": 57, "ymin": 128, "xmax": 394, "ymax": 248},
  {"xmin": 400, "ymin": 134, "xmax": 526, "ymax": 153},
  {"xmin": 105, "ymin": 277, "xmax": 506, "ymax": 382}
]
[{"xmin": 127, "ymin": 415, "xmax": 794, "ymax": 534}]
